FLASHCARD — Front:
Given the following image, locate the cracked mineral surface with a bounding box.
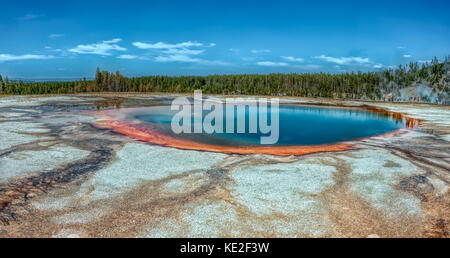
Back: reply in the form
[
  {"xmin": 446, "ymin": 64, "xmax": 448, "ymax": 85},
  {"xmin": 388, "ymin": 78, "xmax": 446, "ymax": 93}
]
[{"xmin": 0, "ymin": 94, "xmax": 448, "ymax": 238}]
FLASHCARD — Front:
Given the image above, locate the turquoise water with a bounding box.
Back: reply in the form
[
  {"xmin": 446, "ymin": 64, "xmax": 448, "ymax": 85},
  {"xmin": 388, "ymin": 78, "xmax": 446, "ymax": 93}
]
[{"xmin": 131, "ymin": 105, "xmax": 405, "ymax": 146}]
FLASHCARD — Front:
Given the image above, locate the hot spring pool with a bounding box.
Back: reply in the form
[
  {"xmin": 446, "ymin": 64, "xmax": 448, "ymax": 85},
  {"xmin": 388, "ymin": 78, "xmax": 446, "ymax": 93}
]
[{"xmin": 95, "ymin": 104, "xmax": 417, "ymax": 156}]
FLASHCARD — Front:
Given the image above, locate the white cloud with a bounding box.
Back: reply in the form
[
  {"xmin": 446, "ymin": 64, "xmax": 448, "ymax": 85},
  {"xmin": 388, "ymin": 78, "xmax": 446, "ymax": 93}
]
[
  {"xmin": 133, "ymin": 41, "xmax": 203, "ymax": 49},
  {"xmin": 251, "ymin": 49, "xmax": 271, "ymax": 54},
  {"xmin": 162, "ymin": 48, "xmax": 204, "ymax": 55},
  {"xmin": 373, "ymin": 64, "xmax": 383, "ymax": 69},
  {"xmin": 155, "ymin": 55, "xmax": 201, "ymax": 63},
  {"xmin": 69, "ymin": 38, "xmax": 126, "ymax": 56},
  {"xmin": 403, "ymin": 54, "xmax": 412, "ymax": 58},
  {"xmin": 256, "ymin": 61, "xmax": 289, "ymax": 67},
  {"xmin": 314, "ymin": 54, "xmax": 370, "ymax": 65},
  {"xmin": 155, "ymin": 55, "xmax": 229, "ymax": 66},
  {"xmin": 133, "ymin": 40, "xmax": 226, "ymax": 65},
  {"xmin": 397, "ymin": 46, "xmax": 406, "ymax": 49},
  {"xmin": 281, "ymin": 56, "xmax": 304, "ymax": 62},
  {"xmin": 46, "ymin": 48, "xmax": 68, "ymax": 57},
  {"xmin": 16, "ymin": 14, "xmax": 44, "ymax": 21},
  {"xmin": 418, "ymin": 60, "xmax": 430, "ymax": 64},
  {"xmin": 294, "ymin": 64, "xmax": 321, "ymax": 70},
  {"xmin": 117, "ymin": 55, "xmax": 150, "ymax": 60},
  {"xmin": 103, "ymin": 38, "xmax": 122, "ymax": 44},
  {"xmin": 117, "ymin": 54, "xmax": 139, "ymax": 60},
  {"xmin": 198, "ymin": 60, "xmax": 230, "ymax": 66},
  {"xmin": 0, "ymin": 54, "xmax": 54, "ymax": 62},
  {"xmin": 49, "ymin": 34, "xmax": 64, "ymax": 39}
]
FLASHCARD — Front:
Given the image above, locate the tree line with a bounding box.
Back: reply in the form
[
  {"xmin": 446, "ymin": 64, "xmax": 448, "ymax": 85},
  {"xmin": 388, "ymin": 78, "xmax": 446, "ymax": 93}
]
[{"xmin": 0, "ymin": 56, "xmax": 448, "ymax": 102}]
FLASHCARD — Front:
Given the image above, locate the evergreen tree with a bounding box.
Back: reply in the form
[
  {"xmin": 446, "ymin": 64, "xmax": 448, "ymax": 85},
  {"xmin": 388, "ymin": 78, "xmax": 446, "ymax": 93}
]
[
  {"xmin": 0, "ymin": 74, "xmax": 3, "ymax": 93},
  {"xmin": 95, "ymin": 67, "xmax": 102, "ymax": 91},
  {"xmin": 0, "ymin": 57, "xmax": 448, "ymax": 104}
]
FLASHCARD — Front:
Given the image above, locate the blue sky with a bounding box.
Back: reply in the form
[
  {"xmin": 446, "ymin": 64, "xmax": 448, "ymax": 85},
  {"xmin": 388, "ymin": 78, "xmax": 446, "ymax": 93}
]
[{"xmin": 1, "ymin": 0, "xmax": 449, "ymax": 79}]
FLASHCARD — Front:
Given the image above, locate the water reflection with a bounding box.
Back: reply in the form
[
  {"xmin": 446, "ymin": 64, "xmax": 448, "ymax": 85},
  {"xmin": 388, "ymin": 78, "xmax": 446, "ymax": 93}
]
[{"xmin": 129, "ymin": 105, "xmax": 407, "ymax": 146}]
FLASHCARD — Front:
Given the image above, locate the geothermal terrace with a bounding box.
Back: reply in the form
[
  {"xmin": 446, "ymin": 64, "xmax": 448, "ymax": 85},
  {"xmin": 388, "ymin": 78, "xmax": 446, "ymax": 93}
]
[{"xmin": 0, "ymin": 94, "xmax": 448, "ymax": 237}]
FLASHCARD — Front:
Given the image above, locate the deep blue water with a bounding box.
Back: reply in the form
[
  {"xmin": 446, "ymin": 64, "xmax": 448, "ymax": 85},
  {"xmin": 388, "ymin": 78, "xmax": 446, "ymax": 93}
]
[{"xmin": 131, "ymin": 105, "xmax": 405, "ymax": 146}]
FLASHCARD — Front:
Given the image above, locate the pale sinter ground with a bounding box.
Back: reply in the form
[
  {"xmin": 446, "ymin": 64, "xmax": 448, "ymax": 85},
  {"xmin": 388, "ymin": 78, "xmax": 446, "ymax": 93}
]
[{"xmin": 0, "ymin": 94, "xmax": 448, "ymax": 238}]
